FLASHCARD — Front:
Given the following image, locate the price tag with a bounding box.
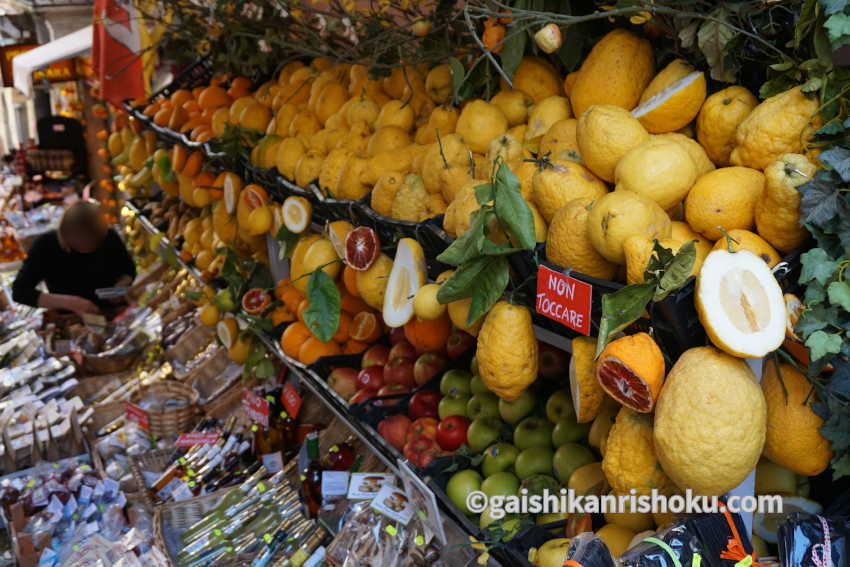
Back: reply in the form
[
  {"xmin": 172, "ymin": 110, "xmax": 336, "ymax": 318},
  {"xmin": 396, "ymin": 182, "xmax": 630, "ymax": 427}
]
[
  {"xmin": 242, "ymin": 389, "xmax": 269, "ymax": 428},
  {"xmin": 175, "ymin": 432, "xmax": 221, "ymax": 448},
  {"xmin": 125, "ymin": 402, "xmax": 149, "ymax": 430},
  {"xmin": 535, "ymin": 265, "xmax": 593, "ymax": 335},
  {"xmin": 282, "ymin": 380, "xmax": 302, "ymax": 419}
]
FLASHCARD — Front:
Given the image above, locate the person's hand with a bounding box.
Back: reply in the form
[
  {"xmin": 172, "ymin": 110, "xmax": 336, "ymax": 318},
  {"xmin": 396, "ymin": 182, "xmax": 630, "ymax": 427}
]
[{"xmin": 66, "ymin": 296, "xmax": 101, "ymax": 316}]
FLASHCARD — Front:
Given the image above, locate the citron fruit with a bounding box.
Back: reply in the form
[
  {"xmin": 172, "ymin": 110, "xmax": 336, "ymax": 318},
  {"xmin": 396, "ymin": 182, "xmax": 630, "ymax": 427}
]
[
  {"xmin": 525, "ymin": 95, "xmax": 572, "ymax": 142},
  {"xmin": 596, "ymin": 524, "xmax": 636, "ymax": 558},
  {"xmin": 588, "ymin": 400, "xmax": 619, "ymax": 456},
  {"xmin": 491, "ymin": 89, "xmax": 534, "ymax": 127},
  {"xmin": 729, "ymin": 86, "xmax": 820, "ymax": 170},
  {"xmin": 539, "ymin": 119, "xmax": 579, "ymax": 159},
  {"xmin": 587, "ymin": 190, "xmax": 672, "ymax": 265},
  {"xmin": 425, "ymin": 64, "xmax": 453, "ymax": 104},
  {"xmin": 596, "ymin": 333, "xmax": 665, "ymax": 412},
  {"xmin": 282, "ymin": 195, "xmax": 312, "ymax": 234},
  {"xmin": 199, "ymin": 303, "xmax": 220, "ymax": 327},
  {"xmin": 476, "ymin": 302, "xmax": 538, "ymax": 401},
  {"xmin": 569, "ymin": 336, "xmax": 606, "ymax": 423},
  {"xmin": 577, "ymin": 105, "xmax": 650, "ymax": 182},
  {"xmin": 247, "ymin": 205, "xmax": 272, "ymax": 236},
  {"xmin": 448, "ymin": 298, "xmax": 483, "ymax": 336},
  {"xmin": 654, "ymin": 346, "xmax": 767, "ymax": 495},
  {"xmin": 623, "ymin": 236, "xmax": 691, "ymax": 285},
  {"xmin": 631, "ymin": 71, "xmax": 706, "ymax": 134},
  {"xmin": 696, "ymin": 85, "xmax": 758, "ymax": 165},
  {"xmin": 638, "ymin": 59, "xmax": 695, "ymax": 104},
  {"xmin": 654, "ymin": 132, "xmax": 715, "ymax": 176},
  {"xmin": 614, "ymin": 138, "xmax": 698, "ymax": 210},
  {"xmin": 227, "ymin": 334, "xmax": 253, "ymax": 364},
  {"xmin": 696, "ymin": 249, "xmax": 785, "ymax": 358},
  {"xmin": 382, "ymin": 238, "xmax": 427, "ymax": 328},
  {"xmin": 761, "ymin": 360, "xmax": 832, "ymax": 476},
  {"xmin": 508, "ymin": 56, "xmax": 563, "ymax": 104},
  {"xmin": 756, "ymin": 153, "xmax": 816, "ymax": 253},
  {"xmin": 546, "ymin": 197, "xmax": 617, "ymax": 280},
  {"xmin": 455, "ymin": 100, "xmax": 508, "ymax": 154},
  {"xmin": 684, "ymin": 166, "xmax": 765, "ymax": 240},
  {"xmin": 712, "ymin": 229, "xmax": 780, "ymax": 267},
  {"xmin": 413, "ymin": 283, "xmax": 446, "ymax": 320},
  {"xmin": 603, "ymin": 408, "xmax": 672, "ymax": 496},
  {"xmin": 569, "ymin": 29, "xmax": 654, "ymax": 117},
  {"xmin": 355, "ymin": 252, "xmax": 393, "ymax": 310},
  {"xmin": 532, "ymin": 158, "xmax": 608, "ymax": 223},
  {"xmin": 604, "ymin": 495, "xmax": 655, "ymax": 533}
]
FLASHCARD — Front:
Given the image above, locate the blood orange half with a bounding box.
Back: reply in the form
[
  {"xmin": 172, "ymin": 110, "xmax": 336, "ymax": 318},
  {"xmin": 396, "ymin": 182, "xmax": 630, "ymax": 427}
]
[
  {"xmin": 241, "ymin": 288, "xmax": 271, "ymax": 315},
  {"xmin": 344, "ymin": 226, "xmax": 380, "ymax": 271},
  {"xmin": 595, "ymin": 333, "xmax": 664, "ymax": 413}
]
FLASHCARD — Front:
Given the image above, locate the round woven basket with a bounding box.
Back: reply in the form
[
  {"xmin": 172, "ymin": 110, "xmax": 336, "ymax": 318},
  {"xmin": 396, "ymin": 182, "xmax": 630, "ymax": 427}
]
[{"xmin": 131, "ymin": 381, "xmax": 201, "ymax": 437}]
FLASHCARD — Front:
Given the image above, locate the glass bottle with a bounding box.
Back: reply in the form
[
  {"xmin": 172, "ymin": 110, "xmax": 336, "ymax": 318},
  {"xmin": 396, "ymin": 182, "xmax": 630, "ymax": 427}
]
[{"xmin": 300, "ymin": 432, "xmax": 322, "ymax": 519}]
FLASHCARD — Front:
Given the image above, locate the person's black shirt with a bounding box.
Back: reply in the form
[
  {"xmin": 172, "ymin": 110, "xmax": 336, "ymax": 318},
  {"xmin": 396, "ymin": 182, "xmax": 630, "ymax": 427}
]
[{"xmin": 12, "ymin": 228, "xmax": 136, "ymax": 309}]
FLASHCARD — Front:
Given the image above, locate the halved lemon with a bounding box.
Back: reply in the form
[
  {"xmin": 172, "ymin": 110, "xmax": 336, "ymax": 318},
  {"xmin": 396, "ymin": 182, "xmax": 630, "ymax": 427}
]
[
  {"xmin": 569, "ymin": 336, "xmax": 605, "ymax": 423},
  {"xmin": 222, "ymin": 172, "xmax": 242, "ymax": 215},
  {"xmin": 695, "ymin": 249, "xmax": 785, "ymax": 358},
  {"xmin": 325, "ymin": 220, "xmax": 354, "ymax": 259},
  {"xmin": 382, "ymin": 238, "xmax": 427, "ymax": 328},
  {"xmin": 631, "ymin": 71, "xmax": 706, "ymax": 134},
  {"xmin": 216, "ymin": 317, "xmax": 239, "ymax": 348},
  {"xmin": 282, "ymin": 195, "xmax": 312, "ymax": 233}
]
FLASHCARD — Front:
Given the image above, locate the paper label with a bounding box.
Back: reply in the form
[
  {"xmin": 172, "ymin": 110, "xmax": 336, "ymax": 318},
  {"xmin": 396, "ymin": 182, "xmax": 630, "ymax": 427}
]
[
  {"xmin": 303, "ymin": 547, "xmax": 326, "ymax": 567},
  {"xmin": 175, "ymin": 432, "xmax": 221, "ymax": 448},
  {"xmin": 104, "ymin": 478, "xmax": 120, "ymax": 497},
  {"xmin": 125, "ymin": 402, "xmax": 149, "ymax": 430},
  {"xmin": 242, "ymin": 389, "xmax": 269, "ymax": 428},
  {"xmin": 347, "ymin": 473, "xmax": 395, "ymax": 500},
  {"xmin": 370, "ymin": 484, "xmax": 414, "ymax": 526},
  {"xmin": 261, "ymin": 451, "xmax": 284, "ymax": 474},
  {"xmin": 321, "ymin": 471, "xmax": 350, "ymax": 499},
  {"xmin": 171, "ymin": 482, "xmax": 194, "ymax": 502},
  {"xmin": 535, "ymin": 265, "xmax": 593, "ymax": 335},
  {"xmin": 78, "ymin": 485, "xmax": 92, "ymax": 505},
  {"xmin": 156, "ymin": 477, "xmax": 182, "ymax": 501},
  {"xmin": 282, "ymin": 380, "xmax": 302, "ymax": 419}
]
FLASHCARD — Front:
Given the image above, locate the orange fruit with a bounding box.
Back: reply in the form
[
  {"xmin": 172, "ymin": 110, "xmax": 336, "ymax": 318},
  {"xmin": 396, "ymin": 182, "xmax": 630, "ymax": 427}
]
[
  {"xmin": 96, "ymin": 129, "xmax": 108, "ymax": 140},
  {"xmin": 182, "ymin": 100, "xmax": 202, "ymax": 114},
  {"xmin": 153, "ymin": 106, "xmax": 172, "ymax": 127},
  {"xmin": 193, "ymin": 171, "xmax": 216, "ymax": 189},
  {"xmin": 403, "ymin": 314, "xmax": 451, "ymax": 354},
  {"xmin": 271, "ymin": 305, "xmax": 296, "ymax": 326},
  {"xmin": 168, "ymin": 106, "xmax": 189, "ymax": 130},
  {"xmin": 274, "ymin": 278, "xmax": 303, "ymax": 309},
  {"xmin": 344, "ymin": 340, "xmax": 368, "ymax": 354},
  {"xmin": 297, "ymin": 298, "xmax": 310, "ymax": 323},
  {"xmin": 339, "ymin": 285, "xmax": 369, "ymax": 315},
  {"xmin": 595, "ymin": 332, "xmax": 665, "ymax": 413},
  {"xmin": 192, "ymin": 86, "xmax": 205, "ymax": 98},
  {"xmin": 281, "ymin": 321, "xmax": 312, "ymax": 358},
  {"xmin": 298, "ymin": 336, "xmax": 342, "ymax": 365},
  {"xmin": 194, "ymin": 128, "xmax": 214, "ymax": 143},
  {"xmin": 342, "ymin": 265, "xmax": 359, "ymax": 297},
  {"xmin": 182, "ymin": 151, "xmax": 203, "ymax": 177},
  {"xmin": 198, "ymin": 85, "xmax": 232, "ymax": 109},
  {"xmin": 333, "ymin": 312, "xmax": 352, "ymax": 343},
  {"xmin": 349, "ymin": 311, "xmax": 382, "ymax": 343},
  {"xmin": 170, "ymin": 89, "xmax": 193, "ymax": 109},
  {"xmin": 231, "ymin": 77, "xmax": 253, "ymax": 90},
  {"xmin": 172, "ymin": 145, "xmax": 188, "ymax": 173},
  {"xmin": 143, "ymin": 101, "xmax": 161, "ymax": 117}
]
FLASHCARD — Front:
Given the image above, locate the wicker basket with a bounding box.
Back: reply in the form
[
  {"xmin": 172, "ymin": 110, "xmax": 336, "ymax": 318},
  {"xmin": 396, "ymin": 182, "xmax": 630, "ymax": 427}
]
[
  {"xmin": 182, "ymin": 348, "xmax": 230, "ymax": 389},
  {"xmin": 128, "ymin": 448, "xmax": 172, "ymax": 509},
  {"xmin": 130, "ymin": 381, "xmax": 201, "ymax": 437},
  {"xmin": 82, "ymin": 400, "xmax": 127, "ymax": 436},
  {"xmin": 203, "ymin": 378, "xmax": 251, "ymax": 419},
  {"xmin": 154, "ymin": 487, "xmax": 237, "ymax": 567},
  {"xmin": 72, "ymin": 371, "xmax": 132, "ymax": 405},
  {"xmin": 82, "ymin": 347, "xmax": 144, "ymax": 375},
  {"xmin": 164, "ymin": 324, "xmax": 214, "ymax": 366}
]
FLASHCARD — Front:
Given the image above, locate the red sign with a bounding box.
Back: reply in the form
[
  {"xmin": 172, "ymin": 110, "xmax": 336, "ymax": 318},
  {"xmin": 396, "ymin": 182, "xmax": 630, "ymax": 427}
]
[
  {"xmin": 242, "ymin": 389, "xmax": 269, "ymax": 428},
  {"xmin": 175, "ymin": 432, "xmax": 220, "ymax": 448},
  {"xmin": 535, "ymin": 266, "xmax": 593, "ymax": 336},
  {"xmin": 282, "ymin": 381, "xmax": 302, "ymax": 419},
  {"xmin": 125, "ymin": 402, "xmax": 149, "ymax": 430},
  {"xmin": 93, "ymin": 0, "xmax": 145, "ymax": 104}
]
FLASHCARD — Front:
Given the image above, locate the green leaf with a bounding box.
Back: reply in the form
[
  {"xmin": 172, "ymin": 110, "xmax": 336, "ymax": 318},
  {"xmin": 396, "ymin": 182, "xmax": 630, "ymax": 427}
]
[
  {"xmin": 802, "ymin": 76, "xmax": 824, "ymax": 93},
  {"xmin": 475, "ymin": 183, "xmax": 494, "ymax": 205},
  {"xmin": 184, "ymin": 290, "xmax": 202, "ymax": 302},
  {"xmin": 796, "ymin": 304, "xmax": 838, "ymax": 336},
  {"xmin": 820, "ymin": 0, "xmax": 848, "ymax": 16},
  {"xmin": 799, "ymin": 171, "xmax": 849, "ymax": 231},
  {"xmin": 493, "ymin": 163, "xmax": 536, "ymax": 250},
  {"xmin": 825, "ymin": 13, "xmax": 850, "ymax": 47},
  {"xmin": 654, "ymin": 241, "xmax": 696, "ymax": 302},
  {"xmin": 254, "ymin": 359, "xmax": 275, "ymax": 379},
  {"xmin": 303, "ymin": 270, "xmax": 341, "ymax": 343},
  {"xmin": 449, "ymin": 57, "xmax": 465, "ymax": 103},
  {"xmin": 804, "ymin": 281, "xmax": 827, "ymax": 305},
  {"xmin": 805, "ymin": 330, "xmax": 844, "ymax": 361},
  {"xmin": 466, "ymin": 257, "xmax": 510, "ymax": 326},
  {"xmin": 436, "ymin": 208, "xmax": 491, "ymax": 266},
  {"xmin": 828, "ymin": 281, "xmax": 850, "ymax": 311},
  {"xmin": 800, "ymin": 248, "xmax": 839, "ymax": 286},
  {"xmin": 156, "ymin": 154, "xmax": 175, "ymax": 183},
  {"xmin": 437, "ymin": 256, "xmax": 493, "ymax": 303},
  {"xmin": 595, "ymin": 283, "xmax": 656, "ymax": 358},
  {"xmin": 276, "ymin": 225, "xmax": 300, "ymax": 259},
  {"xmin": 500, "ymin": 25, "xmax": 527, "ymax": 80},
  {"xmin": 819, "ymin": 146, "xmax": 850, "ymax": 182},
  {"xmin": 697, "ymin": 9, "xmax": 738, "ymax": 83}
]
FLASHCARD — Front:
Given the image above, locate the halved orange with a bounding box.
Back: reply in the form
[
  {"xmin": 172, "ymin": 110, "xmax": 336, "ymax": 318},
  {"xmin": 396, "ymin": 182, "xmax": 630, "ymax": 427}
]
[{"xmin": 595, "ymin": 333, "xmax": 665, "ymax": 413}]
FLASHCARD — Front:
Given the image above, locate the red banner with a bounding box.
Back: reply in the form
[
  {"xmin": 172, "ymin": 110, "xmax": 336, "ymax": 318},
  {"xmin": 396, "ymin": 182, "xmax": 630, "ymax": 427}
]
[
  {"xmin": 535, "ymin": 266, "xmax": 593, "ymax": 336},
  {"xmin": 93, "ymin": 0, "xmax": 145, "ymax": 104}
]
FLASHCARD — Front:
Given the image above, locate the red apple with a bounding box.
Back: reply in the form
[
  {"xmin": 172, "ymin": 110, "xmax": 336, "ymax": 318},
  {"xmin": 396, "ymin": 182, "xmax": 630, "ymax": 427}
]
[
  {"xmin": 538, "ymin": 342, "xmax": 569, "ymax": 378},
  {"xmin": 403, "ymin": 436, "xmax": 441, "ymax": 468},
  {"xmin": 357, "ymin": 366, "xmax": 385, "ymax": 391},
  {"xmin": 377, "ymin": 414, "xmax": 411, "ymax": 451},
  {"xmin": 389, "ymin": 327, "xmax": 407, "ymax": 346},
  {"xmin": 389, "ymin": 341, "xmax": 417, "ymax": 361},
  {"xmin": 361, "ymin": 344, "xmax": 390, "ymax": 369},
  {"xmin": 384, "ymin": 357, "xmax": 416, "ymax": 388},
  {"xmin": 446, "ymin": 328, "xmax": 475, "ymax": 360},
  {"xmin": 375, "ymin": 383, "xmax": 410, "ymax": 406},
  {"xmin": 408, "ymin": 390, "xmax": 441, "ymax": 420},
  {"xmin": 406, "ymin": 417, "xmax": 438, "ymax": 443},
  {"xmin": 436, "ymin": 415, "xmax": 469, "ymax": 452},
  {"xmin": 414, "ymin": 353, "xmax": 447, "ymax": 386},
  {"xmin": 327, "ymin": 367, "xmax": 359, "ymax": 401},
  {"xmin": 349, "ymin": 389, "xmax": 378, "ymax": 405}
]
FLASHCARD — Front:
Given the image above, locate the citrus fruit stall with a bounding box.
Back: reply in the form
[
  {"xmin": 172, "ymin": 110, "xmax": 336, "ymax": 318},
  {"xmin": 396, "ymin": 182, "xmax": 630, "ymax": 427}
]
[{"xmin": 3, "ymin": 1, "xmax": 850, "ymax": 566}]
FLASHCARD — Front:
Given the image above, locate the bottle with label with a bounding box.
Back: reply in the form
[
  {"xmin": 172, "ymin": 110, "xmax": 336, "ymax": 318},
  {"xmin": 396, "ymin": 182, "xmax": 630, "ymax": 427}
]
[
  {"xmin": 254, "ymin": 393, "xmax": 290, "ymax": 474},
  {"xmin": 300, "ymin": 432, "xmax": 322, "ymax": 519},
  {"xmin": 275, "ymin": 526, "xmax": 327, "ymax": 567},
  {"xmin": 322, "ymin": 438, "xmax": 355, "ymax": 471}
]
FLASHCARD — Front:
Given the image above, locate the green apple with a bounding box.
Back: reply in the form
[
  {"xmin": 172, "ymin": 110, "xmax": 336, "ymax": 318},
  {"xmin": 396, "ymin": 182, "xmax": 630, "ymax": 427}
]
[
  {"xmin": 482, "ymin": 443, "xmax": 519, "ymax": 477},
  {"xmin": 467, "ymin": 392, "xmax": 500, "ymax": 419},
  {"xmin": 440, "ymin": 369, "xmax": 472, "ymax": 395},
  {"xmin": 514, "ymin": 417, "xmax": 554, "ymax": 450},
  {"xmin": 498, "ymin": 390, "xmax": 536, "ymax": 424},
  {"xmin": 551, "ymin": 419, "xmax": 592, "ymax": 447},
  {"xmin": 469, "ymin": 374, "xmax": 489, "ymax": 396},
  {"xmin": 438, "ymin": 391, "xmax": 470, "ymax": 420},
  {"xmin": 552, "ymin": 443, "xmax": 596, "ymax": 485},
  {"xmin": 545, "ymin": 390, "xmax": 576, "ymax": 423},
  {"xmin": 520, "ymin": 474, "xmax": 560, "ymax": 497},
  {"xmin": 514, "ymin": 447, "xmax": 554, "ymax": 480},
  {"xmin": 467, "ymin": 417, "xmax": 504, "ymax": 453},
  {"xmin": 446, "ymin": 469, "xmax": 482, "ymax": 515},
  {"xmin": 481, "ymin": 471, "xmax": 520, "ymax": 498}
]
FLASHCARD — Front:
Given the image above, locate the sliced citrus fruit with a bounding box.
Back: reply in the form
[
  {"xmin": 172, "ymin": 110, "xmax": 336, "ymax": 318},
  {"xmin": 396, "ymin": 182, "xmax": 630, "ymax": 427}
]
[
  {"xmin": 247, "ymin": 205, "xmax": 273, "ymax": 235},
  {"xmin": 382, "ymin": 238, "xmax": 427, "ymax": 328},
  {"xmin": 570, "ymin": 336, "xmax": 605, "ymax": 423},
  {"xmin": 216, "ymin": 317, "xmax": 239, "ymax": 348},
  {"xmin": 344, "ymin": 226, "xmax": 380, "ymax": 271},
  {"xmin": 326, "ymin": 220, "xmax": 354, "ymax": 259},
  {"xmin": 282, "ymin": 196, "xmax": 312, "ymax": 234},
  {"xmin": 784, "ymin": 293, "xmax": 803, "ymax": 340},
  {"xmin": 630, "ymin": 71, "xmax": 706, "ymax": 134},
  {"xmin": 241, "ymin": 288, "xmax": 271, "ymax": 315},
  {"xmin": 753, "ymin": 496, "xmax": 822, "ymax": 544},
  {"xmin": 595, "ymin": 333, "xmax": 664, "ymax": 413},
  {"xmin": 349, "ymin": 311, "xmax": 381, "ymax": 343},
  {"xmin": 222, "ymin": 172, "xmax": 243, "ymax": 215},
  {"xmin": 695, "ymin": 249, "xmax": 785, "ymax": 358}
]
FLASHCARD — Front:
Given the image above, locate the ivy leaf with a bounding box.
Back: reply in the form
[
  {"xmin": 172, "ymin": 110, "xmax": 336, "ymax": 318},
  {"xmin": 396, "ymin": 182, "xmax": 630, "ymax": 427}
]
[
  {"xmin": 466, "ymin": 256, "xmax": 510, "ymax": 326},
  {"xmin": 653, "ymin": 241, "xmax": 696, "ymax": 302},
  {"xmin": 437, "ymin": 256, "xmax": 493, "ymax": 303},
  {"xmin": 828, "ymin": 281, "xmax": 850, "ymax": 311},
  {"xmin": 697, "ymin": 10, "xmax": 738, "ymax": 83},
  {"xmin": 796, "ymin": 304, "xmax": 839, "ymax": 336},
  {"xmin": 276, "ymin": 226, "xmax": 300, "ymax": 258},
  {"xmin": 820, "ymin": 0, "xmax": 848, "ymax": 16},
  {"xmin": 303, "ymin": 270, "xmax": 341, "ymax": 343},
  {"xmin": 493, "ymin": 163, "xmax": 535, "ymax": 250},
  {"xmin": 475, "ymin": 183, "xmax": 494, "ymax": 205},
  {"xmin": 819, "ymin": 146, "xmax": 850, "ymax": 182},
  {"xmin": 799, "ymin": 171, "xmax": 847, "ymax": 229},
  {"xmin": 816, "ymin": 121, "xmax": 845, "ymax": 136},
  {"xmin": 825, "ymin": 13, "xmax": 850, "ymax": 48},
  {"xmin": 500, "ymin": 24, "xmax": 527, "ymax": 79},
  {"xmin": 436, "ymin": 208, "xmax": 490, "ymax": 266},
  {"xmin": 595, "ymin": 283, "xmax": 656, "ymax": 358},
  {"xmin": 800, "ymin": 248, "xmax": 838, "ymax": 285},
  {"xmin": 805, "ymin": 330, "xmax": 844, "ymax": 361},
  {"xmin": 804, "ymin": 281, "xmax": 827, "ymax": 305}
]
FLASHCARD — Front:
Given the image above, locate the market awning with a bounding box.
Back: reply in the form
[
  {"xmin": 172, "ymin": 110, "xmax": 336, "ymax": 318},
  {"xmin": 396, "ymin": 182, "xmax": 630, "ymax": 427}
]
[{"xmin": 12, "ymin": 25, "xmax": 92, "ymax": 96}]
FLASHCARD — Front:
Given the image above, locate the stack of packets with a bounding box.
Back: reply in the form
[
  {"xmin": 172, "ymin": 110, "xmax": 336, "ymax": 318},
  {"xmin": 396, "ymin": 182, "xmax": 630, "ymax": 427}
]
[{"xmin": 778, "ymin": 513, "xmax": 849, "ymax": 567}]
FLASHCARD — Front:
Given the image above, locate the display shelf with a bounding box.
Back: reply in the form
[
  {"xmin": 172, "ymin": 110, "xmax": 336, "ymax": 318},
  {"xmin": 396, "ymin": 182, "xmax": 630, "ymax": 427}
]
[{"xmin": 124, "ymin": 202, "xmax": 205, "ymax": 283}]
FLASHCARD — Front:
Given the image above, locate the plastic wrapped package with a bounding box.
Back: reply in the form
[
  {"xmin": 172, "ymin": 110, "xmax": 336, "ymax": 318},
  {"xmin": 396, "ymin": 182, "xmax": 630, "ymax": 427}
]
[
  {"xmin": 618, "ymin": 522, "xmax": 702, "ymax": 567},
  {"xmin": 778, "ymin": 513, "xmax": 849, "ymax": 567},
  {"xmin": 325, "ymin": 501, "xmax": 417, "ymax": 567},
  {"xmin": 566, "ymin": 533, "xmax": 616, "ymax": 567}
]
